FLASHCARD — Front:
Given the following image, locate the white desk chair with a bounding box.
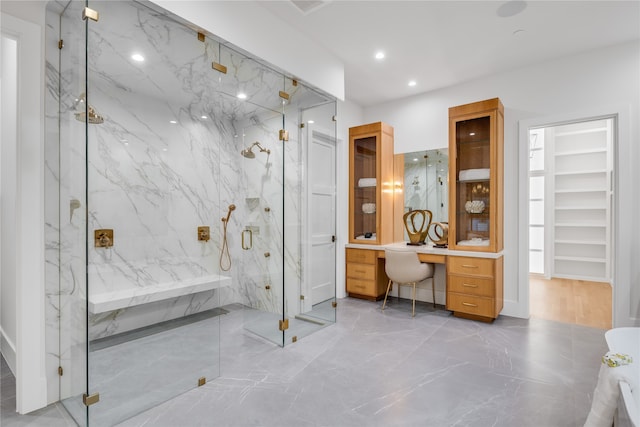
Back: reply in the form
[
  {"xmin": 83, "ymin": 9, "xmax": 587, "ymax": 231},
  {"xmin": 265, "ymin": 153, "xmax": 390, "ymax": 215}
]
[{"xmin": 382, "ymin": 248, "xmax": 435, "ymax": 317}]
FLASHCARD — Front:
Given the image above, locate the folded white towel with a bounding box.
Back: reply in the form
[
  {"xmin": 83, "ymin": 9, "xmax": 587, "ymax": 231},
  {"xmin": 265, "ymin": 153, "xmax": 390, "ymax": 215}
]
[
  {"xmin": 584, "ymin": 352, "xmax": 636, "ymax": 427},
  {"xmin": 358, "ymin": 178, "xmax": 376, "ymax": 187},
  {"xmin": 459, "ymin": 168, "xmax": 490, "ymax": 182}
]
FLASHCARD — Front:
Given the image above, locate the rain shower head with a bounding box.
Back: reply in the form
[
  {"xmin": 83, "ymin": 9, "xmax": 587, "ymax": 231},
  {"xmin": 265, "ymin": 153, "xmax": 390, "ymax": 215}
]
[
  {"xmin": 73, "ymin": 93, "xmax": 104, "ymax": 124},
  {"xmin": 240, "ymin": 141, "xmax": 270, "ymax": 158}
]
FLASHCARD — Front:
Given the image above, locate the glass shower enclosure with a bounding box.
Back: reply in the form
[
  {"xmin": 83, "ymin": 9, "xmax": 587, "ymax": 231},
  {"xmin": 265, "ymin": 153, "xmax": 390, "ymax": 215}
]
[{"xmin": 47, "ymin": 1, "xmax": 337, "ymax": 425}]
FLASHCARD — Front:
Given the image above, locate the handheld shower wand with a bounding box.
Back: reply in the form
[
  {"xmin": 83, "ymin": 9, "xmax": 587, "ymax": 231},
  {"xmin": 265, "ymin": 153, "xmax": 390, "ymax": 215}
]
[
  {"xmin": 222, "ymin": 204, "xmax": 236, "ymax": 223},
  {"xmin": 220, "ymin": 204, "xmax": 236, "ymax": 271}
]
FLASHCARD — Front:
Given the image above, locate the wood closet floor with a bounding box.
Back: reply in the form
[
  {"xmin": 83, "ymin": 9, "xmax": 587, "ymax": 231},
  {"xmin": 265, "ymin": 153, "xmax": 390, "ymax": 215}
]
[{"xmin": 529, "ymin": 276, "xmax": 612, "ymax": 330}]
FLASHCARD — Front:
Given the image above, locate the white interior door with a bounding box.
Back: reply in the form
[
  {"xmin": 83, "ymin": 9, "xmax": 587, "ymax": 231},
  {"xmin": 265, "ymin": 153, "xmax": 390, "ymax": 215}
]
[{"xmin": 303, "ymin": 126, "xmax": 336, "ymax": 311}]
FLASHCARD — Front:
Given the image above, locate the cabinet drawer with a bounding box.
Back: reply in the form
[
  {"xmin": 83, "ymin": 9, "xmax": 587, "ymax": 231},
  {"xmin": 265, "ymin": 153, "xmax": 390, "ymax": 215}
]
[
  {"xmin": 447, "ymin": 293, "xmax": 495, "ymax": 317},
  {"xmin": 448, "ymin": 256, "xmax": 495, "ymax": 278},
  {"xmin": 346, "ymin": 248, "xmax": 377, "ymax": 265},
  {"xmin": 346, "ymin": 263, "xmax": 376, "ymax": 281},
  {"xmin": 448, "ymin": 275, "xmax": 495, "ymax": 298},
  {"xmin": 346, "ymin": 278, "xmax": 377, "ymax": 296}
]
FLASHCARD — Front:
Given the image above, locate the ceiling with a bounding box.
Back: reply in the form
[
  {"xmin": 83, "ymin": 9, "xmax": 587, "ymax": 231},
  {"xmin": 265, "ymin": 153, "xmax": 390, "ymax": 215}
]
[{"xmin": 257, "ymin": 1, "xmax": 640, "ymax": 107}]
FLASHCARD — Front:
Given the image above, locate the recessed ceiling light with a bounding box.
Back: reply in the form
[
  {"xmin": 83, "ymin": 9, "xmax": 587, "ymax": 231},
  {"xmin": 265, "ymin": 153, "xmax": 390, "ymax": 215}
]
[
  {"xmin": 162, "ymin": 148, "xmax": 168, "ymax": 152},
  {"xmin": 131, "ymin": 53, "xmax": 145, "ymax": 62},
  {"xmin": 169, "ymin": 120, "xmax": 177, "ymax": 124},
  {"xmin": 307, "ymin": 120, "xmax": 315, "ymax": 124},
  {"xmin": 413, "ymin": 158, "xmax": 418, "ymax": 162},
  {"xmin": 201, "ymin": 115, "xmax": 207, "ymax": 119},
  {"xmin": 408, "ymin": 80, "xmax": 417, "ymax": 87},
  {"xmin": 375, "ymin": 51, "xmax": 385, "ymax": 60},
  {"xmin": 237, "ymin": 92, "xmax": 247, "ymax": 100}
]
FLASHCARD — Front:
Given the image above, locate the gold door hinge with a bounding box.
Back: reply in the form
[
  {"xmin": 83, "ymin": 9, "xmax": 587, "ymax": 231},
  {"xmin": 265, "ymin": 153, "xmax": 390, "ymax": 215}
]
[
  {"xmin": 82, "ymin": 7, "xmax": 99, "ymax": 22},
  {"xmin": 300, "ymin": 295, "xmax": 305, "ymax": 300},
  {"xmin": 212, "ymin": 62, "xmax": 227, "ymax": 74},
  {"xmin": 279, "ymin": 318, "xmax": 289, "ymax": 331},
  {"xmin": 279, "ymin": 130, "xmax": 289, "ymax": 141},
  {"xmin": 197, "ymin": 32, "xmax": 205, "ymax": 42},
  {"xmin": 279, "ymin": 91, "xmax": 290, "ymax": 100},
  {"xmin": 332, "ymin": 115, "xmax": 337, "ymax": 122},
  {"xmin": 83, "ymin": 393, "xmax": 100, "ymax": 406},
  {"xmin": 58, "ymin": 40, "xmax": 64, "ymax": 50},
  {"xmin": 58, "ymin": 366, "xmax": 63, "ymax": 376},
  {"xmin": 292, "ymin": 79, "xmax": 298, "ymax": 86},
  {"xmin": 292, "ymin": 336, "xmax": 298, "ymax": 343},
  {"xmin": 198, "ymin": 377, "xmax": 206, "ymax": 387},
  {"xmin": 332, "ymin": 301, "xmax": 337, "ymax": 308},
  {"xmin": 300, "ymin": 123, "xmax": 305, "ymax": 128}
]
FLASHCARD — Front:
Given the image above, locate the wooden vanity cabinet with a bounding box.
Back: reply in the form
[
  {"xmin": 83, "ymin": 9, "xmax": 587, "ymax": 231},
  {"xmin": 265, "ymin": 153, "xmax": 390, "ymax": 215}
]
[
  {"xmin": 446, "ymin": 255, "xmax": 503, "ymax": 321},
  {"xmin": 345, "ymin": 248, "xmax": 387, "ymax": 300}
]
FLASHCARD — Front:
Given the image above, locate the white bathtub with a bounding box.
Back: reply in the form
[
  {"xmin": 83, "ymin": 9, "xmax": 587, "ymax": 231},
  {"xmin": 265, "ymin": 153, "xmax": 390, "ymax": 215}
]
[{"xmin": 605, "ymin": 327, "xmax": 639, "ymax": 427}]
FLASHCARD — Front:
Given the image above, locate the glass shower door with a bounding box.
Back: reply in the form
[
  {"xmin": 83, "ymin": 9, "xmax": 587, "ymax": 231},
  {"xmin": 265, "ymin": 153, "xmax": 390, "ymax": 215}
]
[{"xmin": 81, "ymin": 2, "xmax": 222, "ymax": 425}]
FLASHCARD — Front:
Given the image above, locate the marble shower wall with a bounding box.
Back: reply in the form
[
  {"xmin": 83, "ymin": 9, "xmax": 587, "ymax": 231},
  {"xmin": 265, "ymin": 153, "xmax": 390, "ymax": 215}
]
[{"xmin": 45, "ymin": 0, "xmax": 308, "ymax": 405}]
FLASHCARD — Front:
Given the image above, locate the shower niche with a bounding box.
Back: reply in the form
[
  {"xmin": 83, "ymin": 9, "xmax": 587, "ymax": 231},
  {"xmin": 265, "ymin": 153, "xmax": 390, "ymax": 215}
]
[{"xmin": 46, "ymin": 1, "xmax": 337, "ymax": 426}]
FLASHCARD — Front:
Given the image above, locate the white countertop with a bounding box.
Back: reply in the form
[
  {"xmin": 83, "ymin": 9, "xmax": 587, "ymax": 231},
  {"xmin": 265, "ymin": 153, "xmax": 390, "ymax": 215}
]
[{"xmin": 346, "ymin": 241, "xmax": 504, "ymax": 259}]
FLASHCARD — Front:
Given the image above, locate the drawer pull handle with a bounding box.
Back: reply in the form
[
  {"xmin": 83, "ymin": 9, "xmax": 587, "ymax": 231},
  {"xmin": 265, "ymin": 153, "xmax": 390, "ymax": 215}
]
[
  {"xmin": 462, "ymin": 283, "xmax": 478, "ymax": 288},
  {"xmin": 462, "ymin": 264, "xmax": 478, "ymax": 268},
  {"xmin": 462, "ymin": 302, "xmax": 478, "ymax": 307}
]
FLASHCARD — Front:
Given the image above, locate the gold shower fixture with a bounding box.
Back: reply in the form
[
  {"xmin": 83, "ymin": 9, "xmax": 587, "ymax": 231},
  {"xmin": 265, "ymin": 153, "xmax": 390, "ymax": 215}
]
[{"xmin": 240, "ymin": 142, "xmax": 270, "ymax": 158}]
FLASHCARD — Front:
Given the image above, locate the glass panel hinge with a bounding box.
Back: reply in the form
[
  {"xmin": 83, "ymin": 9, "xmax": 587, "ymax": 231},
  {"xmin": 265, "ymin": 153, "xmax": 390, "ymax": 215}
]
[
  {"xmin": 82, "ymin": 7, "xmax": 99, "ymax": 22},
  {"xmin": 279, "ymin": 319, "xmax": 289, "ymax": 331},
  {"xmin": 279, "ymin": 130, "xmax": 289, "ymax": 141},
  {"xmin": 198, "ymin": 377, "xmax": 206, "ymax": 387},
  {"xmin": 83, "ymin": 393, "xmax": 100, "ymax": 406}
]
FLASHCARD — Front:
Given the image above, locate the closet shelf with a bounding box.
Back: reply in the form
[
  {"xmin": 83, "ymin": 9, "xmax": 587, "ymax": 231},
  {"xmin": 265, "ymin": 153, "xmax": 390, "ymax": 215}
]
[
  {"xmin": 555, "ymin": 127, "xmax": 608, "ymax": 137},
  {"xmin": 555, "ymin": 256, "xmax": 606, "ymax": 263},
  {"xmin": 555, "ymin": 222, "xmax": 607, "ymax": 228},
  {"xmin": 554, "ymin": 169, "xmax": 607, "ymax": 176},
  {"xmin": 554, "ymin": 188, "xmax": 607, "ymax": 194},
  {"xmin": 554, "ymin": 206, "xmax": 607, "ymax": 211},
  {"xmin": 555, "ymin": 239, "xmax": 607, "ymax": 245},
  {"xmin": 554, "ymin": 148, "xmax": 607, "ymax": 157}
]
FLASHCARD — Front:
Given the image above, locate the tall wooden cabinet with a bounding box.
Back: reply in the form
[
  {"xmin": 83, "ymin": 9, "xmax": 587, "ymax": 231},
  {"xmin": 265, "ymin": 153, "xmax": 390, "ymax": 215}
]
[
  {"xmin": 348, "ymin": 122, "xmax": 395, "ymax": 246},
  {"xmin": 346, "ymin": 122, "xmax": 395, "ymax": 300},
  {"xmin": 447, "ymin": 98, "xmax": 504, "ymax": 321}
]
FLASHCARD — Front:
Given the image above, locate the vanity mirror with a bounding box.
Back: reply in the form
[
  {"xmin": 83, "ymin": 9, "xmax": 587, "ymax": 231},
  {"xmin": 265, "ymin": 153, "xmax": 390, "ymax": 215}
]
[{"xmin": 402, "ymin": 149, "xmax": 449, "ymax": 223}]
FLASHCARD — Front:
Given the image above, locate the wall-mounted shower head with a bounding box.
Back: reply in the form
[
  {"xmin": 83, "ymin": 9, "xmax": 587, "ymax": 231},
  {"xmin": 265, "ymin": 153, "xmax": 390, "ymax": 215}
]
[{"xmin": 240, "ymin": 141, "xmax": 270, "ymax": 158}]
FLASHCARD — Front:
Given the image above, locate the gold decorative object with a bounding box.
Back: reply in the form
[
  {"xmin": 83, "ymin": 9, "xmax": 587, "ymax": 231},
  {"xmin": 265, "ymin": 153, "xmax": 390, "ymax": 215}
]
[
  {"xmin": 403, "ymin": 209, "xmax": 432, "ymax": 246},
  {"xmin": 428, "ymin": 222, "xmax": 449, "ymax": 247}
]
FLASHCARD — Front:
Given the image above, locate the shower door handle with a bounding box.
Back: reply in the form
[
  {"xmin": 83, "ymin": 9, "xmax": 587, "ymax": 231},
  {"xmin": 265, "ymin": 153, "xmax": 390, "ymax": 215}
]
[{"xmin": 242, "ymin": 229, "xmax": 253, "ymax": 250}]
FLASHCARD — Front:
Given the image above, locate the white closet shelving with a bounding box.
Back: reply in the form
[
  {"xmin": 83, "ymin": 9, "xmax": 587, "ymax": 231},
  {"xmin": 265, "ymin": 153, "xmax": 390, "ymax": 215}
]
[{"xmin": 550, "ymin": 119, "xmax": 612, "ymax": 282}]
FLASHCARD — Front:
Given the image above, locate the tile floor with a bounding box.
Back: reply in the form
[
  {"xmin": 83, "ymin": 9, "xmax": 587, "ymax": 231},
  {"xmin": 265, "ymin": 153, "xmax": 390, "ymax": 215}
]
[{"xmin": 1, "ymin": 297, "xmax": 608, "ymax": 426}]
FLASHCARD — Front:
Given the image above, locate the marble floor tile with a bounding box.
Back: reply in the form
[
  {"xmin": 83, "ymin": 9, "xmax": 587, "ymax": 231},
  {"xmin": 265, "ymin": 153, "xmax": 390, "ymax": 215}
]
[{"xmin": 2, "ymin": 297, "xmax": 609, "ymax": 427}]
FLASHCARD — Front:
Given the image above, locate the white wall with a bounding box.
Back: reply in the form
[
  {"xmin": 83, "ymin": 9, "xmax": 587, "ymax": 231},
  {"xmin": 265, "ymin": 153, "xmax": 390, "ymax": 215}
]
[
  {"xmin": 364, "ymin": 41, "xmax": 640, "ymax": 324},
  {"xmin": 1, "ymin": 32, "xmax": 18, "ymax": 373},
  {"xmin": 0, "ymin": 3, "xmax": 49, "ymax": 413}
]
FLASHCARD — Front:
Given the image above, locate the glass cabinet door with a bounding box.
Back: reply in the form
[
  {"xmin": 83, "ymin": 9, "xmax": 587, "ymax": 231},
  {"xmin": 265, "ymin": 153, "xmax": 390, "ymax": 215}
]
[
  {"xmin": 351, "ymin": 135, "xmax": 378, "ymax": 243},
  {"xmin": 449, "ymin": 98, "xmax": 503, "ymax": 253}
]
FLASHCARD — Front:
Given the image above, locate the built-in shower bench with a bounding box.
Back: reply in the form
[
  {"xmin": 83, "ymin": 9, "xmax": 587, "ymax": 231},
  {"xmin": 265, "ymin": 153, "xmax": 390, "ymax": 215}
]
[{"xmin": 89, "ymin": 274, "xmax": 231, "ymax": 314}]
